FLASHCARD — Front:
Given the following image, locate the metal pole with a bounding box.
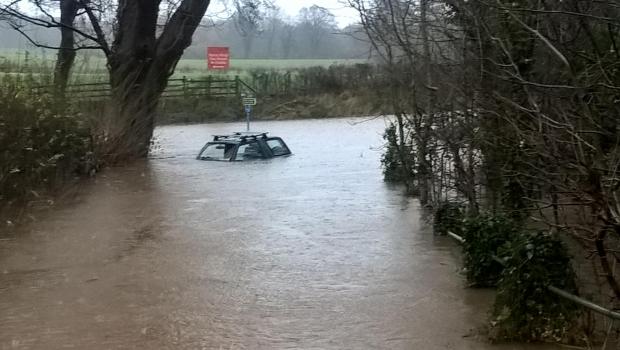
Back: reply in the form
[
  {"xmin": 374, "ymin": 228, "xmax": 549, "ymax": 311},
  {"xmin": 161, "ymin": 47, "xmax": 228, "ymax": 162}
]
[
  {"xmin": 547, "ymin": 285, "xmax": 620, "ymax": 320},
  {"xmin": 246, "ymin": 106, "xmax": 250, "ymax": 131},
  {"xmin": 446, "ymin": 231, "xmax": 620, "ymax": 320},
  {"xmin": 448, "ymin": 231, "xmax": 465, "ymax": 244}
]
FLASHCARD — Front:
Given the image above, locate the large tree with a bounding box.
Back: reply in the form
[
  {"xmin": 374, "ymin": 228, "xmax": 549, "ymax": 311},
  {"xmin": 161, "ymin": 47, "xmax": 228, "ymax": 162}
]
[
  {"xmin": 297, "ymin": 5, "xmax": 336, "ymax": 55},
  {"xmin": 55, "ymin": 0, "xmax": 79, "ymax": 95},
  {"xmin": 1, "ymin": 0, "xmax": 81, "ymax": 95},
  {"xmin": 232, "ymin": 0, "xmax": 265, "ymax": 58},
  {"xmin": 1, "ymin": 0, "xmax": 212, "ymax": 160},
  {"xmin": 105, "ymin": 0, "xmax": 211, "ymax": 160}
]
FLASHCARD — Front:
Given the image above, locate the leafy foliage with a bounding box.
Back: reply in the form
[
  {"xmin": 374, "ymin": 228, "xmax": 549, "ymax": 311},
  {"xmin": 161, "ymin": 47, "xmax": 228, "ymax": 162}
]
[
  {"xmin": 381, "ymin": 124, "xmax": 400, "ymax": 181},
  {"xmin": 246, "ymin": 64, "xmax": 379, "ymax": 96},
  {"xmin": 433, "ymin": 201, "xmax": 465, "ymax": 236},
  {"xmin": 492, "ymin": 232, "xmax": 578, "ymax": 342},
  {"xmin": 0, "ymin": 77, "xmax": 94, "ymax": 202},
  {"xmin": 462, "ymin": 214, "xmax": 517, "ymax": 287},
  {"xmin": 381, "ymin": 123, "xmax": 414, "ymax": 182}
]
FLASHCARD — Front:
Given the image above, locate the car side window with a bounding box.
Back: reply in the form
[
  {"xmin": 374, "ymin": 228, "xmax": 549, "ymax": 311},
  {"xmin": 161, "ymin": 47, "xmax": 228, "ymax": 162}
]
[
  {"xmin": 266, "ymin": 138, "xmax": 289, "ymax": 156},
  {"xmin": 199, "ymin": 143, "xmax": 234, "ymax": 160},
  {"xmin": 235, "ymin": 141, "xmax": 263, "ymax": 160}
]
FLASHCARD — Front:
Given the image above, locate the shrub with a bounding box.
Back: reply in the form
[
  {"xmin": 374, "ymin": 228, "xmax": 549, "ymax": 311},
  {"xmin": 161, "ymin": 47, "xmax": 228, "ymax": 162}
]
[
  {"xmin": 433, "ymin": 201, "xmax": 465, "ymax": 236},
  {"xmin": 491, "ymin": 232, "xmax": 578, "ymax": 342},
  {"xmin": 0, "ymin": 78, "xmax": 94, "ymax": 203},
  {"xmin": 381, "ymin": 123, "xmax": 414, "ymax": 183},
  {"xmin": 462, "ymin": 214, "xmax": 517, "ymax": 287},
  {"xmin": 244, "ymin": 64, "xmax": 379, "ymax": 97}
]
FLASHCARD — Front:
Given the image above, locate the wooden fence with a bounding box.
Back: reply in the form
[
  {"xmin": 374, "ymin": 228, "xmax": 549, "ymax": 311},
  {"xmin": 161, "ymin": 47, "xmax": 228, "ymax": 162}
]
[{"xmin": 31, "ymin": 76, "xmax": 257, "ymax": 100}]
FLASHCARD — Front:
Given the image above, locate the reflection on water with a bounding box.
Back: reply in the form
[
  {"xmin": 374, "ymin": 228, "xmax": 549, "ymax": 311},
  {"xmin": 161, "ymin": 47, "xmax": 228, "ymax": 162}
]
[{"xmin": 0, "ymin": 118, "xmax": 558, "ymax": 349}]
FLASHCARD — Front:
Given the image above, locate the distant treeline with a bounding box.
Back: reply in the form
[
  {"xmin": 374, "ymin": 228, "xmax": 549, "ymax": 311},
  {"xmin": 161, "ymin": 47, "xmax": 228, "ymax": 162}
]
[{"xmin": 0, "ymin": 5, "xmax": 370, "ymax": 60}]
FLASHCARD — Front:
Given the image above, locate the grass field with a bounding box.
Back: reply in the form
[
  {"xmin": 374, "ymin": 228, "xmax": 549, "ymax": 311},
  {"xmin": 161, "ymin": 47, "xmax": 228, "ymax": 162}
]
[{"xmin": 0, "ymin": 49, "xmax": 369, "ymax": 83}]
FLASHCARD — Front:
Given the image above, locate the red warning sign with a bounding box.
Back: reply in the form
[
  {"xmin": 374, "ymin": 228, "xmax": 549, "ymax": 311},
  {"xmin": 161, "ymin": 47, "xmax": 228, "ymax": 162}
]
[{"xmin": 207, "ymin": 47, "xmax": 230, "ymax": 70}]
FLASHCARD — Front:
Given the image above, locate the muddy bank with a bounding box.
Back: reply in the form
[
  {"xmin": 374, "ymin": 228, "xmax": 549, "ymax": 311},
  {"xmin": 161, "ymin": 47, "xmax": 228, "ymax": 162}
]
[{"xmin": 157, "ymin": 91, "xmax": 387, "ymax": 124}]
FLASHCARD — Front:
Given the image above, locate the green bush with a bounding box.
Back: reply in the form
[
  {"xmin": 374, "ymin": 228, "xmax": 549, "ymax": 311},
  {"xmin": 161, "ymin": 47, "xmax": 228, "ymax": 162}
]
[
  {"xmin": 0, "ymin": 78, "xmax": 94, "ymax": 202},
  {"xmin": 492, "ymin": 232, "xmax": 578, "ymax": 342},
  {"xmin": 433, "ymin": 201, "xmax": 465, "ymax": 236},
  {"xmin": 462, "ymin": 214, "xmax": 517, "ymax": 287},
  {"xmin": 381, "ymin": 123, "xmax": 414, "ymax": 183},
  {"xmin": 244, "ymin": 64, "xmax": 379, "ymax": 97}
]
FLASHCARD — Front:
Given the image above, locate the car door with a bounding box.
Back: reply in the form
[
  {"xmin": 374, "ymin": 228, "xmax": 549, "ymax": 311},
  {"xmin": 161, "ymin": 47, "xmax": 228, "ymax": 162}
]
[{"xmin": 234, "ymin": 140, "xmax": 265, "ymax": 160}]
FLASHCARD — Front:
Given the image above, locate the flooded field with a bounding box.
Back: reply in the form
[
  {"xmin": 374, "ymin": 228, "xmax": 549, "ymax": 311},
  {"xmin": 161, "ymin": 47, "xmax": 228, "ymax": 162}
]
[{"xmin": 0, "ymin": 118, "xmax": 559, "ymax": 349}]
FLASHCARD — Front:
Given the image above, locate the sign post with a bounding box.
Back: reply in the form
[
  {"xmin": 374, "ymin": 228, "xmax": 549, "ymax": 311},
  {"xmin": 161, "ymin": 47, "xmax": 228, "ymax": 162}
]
[
  {"xmin": 245, "ymin": 105, "xmax": 252, "ymax": 131},
  {"xmin": 242, "ymin": 97, "xmax": 257, "ymax": 131},
  {"xmin": 207, "ymin": 47, "xmax": 230, "ymax": 70}
]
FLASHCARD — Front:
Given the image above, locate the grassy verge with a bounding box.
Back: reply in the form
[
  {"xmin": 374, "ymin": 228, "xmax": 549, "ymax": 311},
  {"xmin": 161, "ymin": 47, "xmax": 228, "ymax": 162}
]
[
  {"xmin": 157, "ymin": 90, "xmax": 385, "ymax": 124},
  {"xmin": 157, "ymin": 64, "xmax": 388, "ymax": 123}
]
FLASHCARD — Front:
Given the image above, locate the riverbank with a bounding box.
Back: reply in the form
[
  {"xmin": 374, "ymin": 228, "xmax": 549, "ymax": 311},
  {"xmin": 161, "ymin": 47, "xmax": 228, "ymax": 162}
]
[{"xmin": 157, "ymin": 90, "xmax": 388, "ymax": 125}]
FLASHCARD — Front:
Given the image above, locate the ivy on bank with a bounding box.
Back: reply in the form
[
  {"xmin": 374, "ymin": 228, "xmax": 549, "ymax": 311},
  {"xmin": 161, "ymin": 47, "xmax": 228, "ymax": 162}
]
[
  {"xmin": 492, "ymin": 232, "xmax": 579, "ymax": 342},
  {"xmin": 381, "ymin": 123, "xmax": 414, "ymax": 183},
  {"xmin": 433, "ymin": 201, "xmax": 465, "ymax": 236},
  {"xmin": 462, "ymin": 214, "xmax": 517, "ymax": 287},
  {"xmin": 433, "ymin": 208, "xmax": 579, "ymax": 342}
]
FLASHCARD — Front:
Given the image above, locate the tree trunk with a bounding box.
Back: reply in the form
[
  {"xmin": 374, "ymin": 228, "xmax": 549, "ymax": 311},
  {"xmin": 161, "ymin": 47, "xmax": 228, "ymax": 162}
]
[
  {"xmin": 417, "ymin": 139, "xmax": 430, "ymax": 204},
  {"xmin": 395, "ymin": 112, "xmax": 413, "ymax": 191},
  {"xmin": 242, "ymin": 36, "xmax": 254, "ymax": 58},
  {"xmin": 53, "ymin": 0, "xmax": 79, "ymax": 97},
  {"xmin": 595, "ymin": 228, "xmax": 620, "ymax": 300},
  {"xmin": 418, "ymin": 0, "xmax": 435, "ymax": 206},
  {"xmin": 102, "ymin": 0, "xmax": 211, "ymax": 161},
  {"xmin": 450, "ymin": 142, "xmax": 478, "ymax": 214}
]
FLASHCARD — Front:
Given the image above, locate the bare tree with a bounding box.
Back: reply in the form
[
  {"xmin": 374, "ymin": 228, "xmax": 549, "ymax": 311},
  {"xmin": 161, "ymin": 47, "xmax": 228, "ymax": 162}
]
[
  {"xmin": 1, "ymin": 0, "xmax": 213, "ymax": 160},
  {"xmin": 262, "ymin": 3, "xmax": 280, "ymax": 55},
  {"xmin": 297, "ymin": 5, "xmax": 337, "ymax": 55},
  {"xmin": 233, "ymin": 0, "xmax": 265, "ymax": 58},
  {"xmin": 54, "ymin": 0, "xmax": 79, "ymax": 95},
  {"xmin": 278, "ymin": 22, "xmax": 294, "ymax": 58},
  {"xmin": 1, "ymin": 0, "xmax": 84, "ymax": 95}
]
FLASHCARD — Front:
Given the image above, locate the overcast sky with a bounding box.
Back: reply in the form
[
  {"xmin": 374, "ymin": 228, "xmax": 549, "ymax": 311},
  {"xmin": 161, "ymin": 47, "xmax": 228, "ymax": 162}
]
[
  {"xmin": 2, "ymin": 0, "xmax": 360, "ymax": 29},
  {"xmin": 209, "ymin": 0, "xmax": 359, "ymax": 28}
]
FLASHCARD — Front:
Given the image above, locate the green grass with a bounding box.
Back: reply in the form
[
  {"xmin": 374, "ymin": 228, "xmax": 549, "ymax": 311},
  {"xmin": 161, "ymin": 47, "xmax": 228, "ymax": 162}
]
[
  {"xmin": 0, "ymin": 49, "xmax": 369, "ymax": 83},
  {"xmin": 178, "ymin": 58, "xmax": 368, "ymax": 71}
]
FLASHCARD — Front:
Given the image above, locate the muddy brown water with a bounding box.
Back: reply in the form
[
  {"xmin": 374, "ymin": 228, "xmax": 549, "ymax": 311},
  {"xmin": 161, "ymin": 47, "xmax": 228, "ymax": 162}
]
[{"xmin": 1, "ymin": 118, "xmax": 560, "ymax": 349}]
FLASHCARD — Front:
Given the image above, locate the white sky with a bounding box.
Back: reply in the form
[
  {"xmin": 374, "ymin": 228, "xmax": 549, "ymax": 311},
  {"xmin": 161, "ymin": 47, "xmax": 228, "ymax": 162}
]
[
  {"xmin": 209, "ymin": 0, "xmax": 360, "ymax": 28},
  {"xmin": 1, "ymin": 0, "xmax": 360, "ymax": 29}
]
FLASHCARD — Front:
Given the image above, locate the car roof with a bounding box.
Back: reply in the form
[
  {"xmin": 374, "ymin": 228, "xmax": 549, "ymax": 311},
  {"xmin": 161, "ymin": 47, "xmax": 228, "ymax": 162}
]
[{"xmin": 212, "ymin": 132, "xmax": 269, "ymax": 142}]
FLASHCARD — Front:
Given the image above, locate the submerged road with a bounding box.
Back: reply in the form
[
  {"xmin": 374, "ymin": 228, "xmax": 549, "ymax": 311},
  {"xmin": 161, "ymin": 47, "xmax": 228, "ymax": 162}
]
[{"xmin": 0, "ymin": 118, "xmax": 558, "ymax": 349}]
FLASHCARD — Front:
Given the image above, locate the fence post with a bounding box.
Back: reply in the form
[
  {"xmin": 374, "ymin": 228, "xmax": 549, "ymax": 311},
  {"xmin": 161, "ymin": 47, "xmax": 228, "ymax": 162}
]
[
  {"xmin": 286, "ymin": 72, "xmax": 291, "ymax": 95},
  {"xmin": 182, "ymin": 76, "xmax": 188, "ymax": 99},
  {"xmin": 234, "ymin": 75, "xmax": 240, "ymax": 98},
  {"xmin": 206, "ymin": 76, "xmax": 211, "ymax": 98}
]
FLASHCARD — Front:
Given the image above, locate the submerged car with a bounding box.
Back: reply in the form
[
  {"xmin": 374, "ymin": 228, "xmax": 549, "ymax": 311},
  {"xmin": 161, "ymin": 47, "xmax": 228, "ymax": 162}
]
[{"xmin": 196, "ymin": 132, "xmax": 292, "ymax": 161}]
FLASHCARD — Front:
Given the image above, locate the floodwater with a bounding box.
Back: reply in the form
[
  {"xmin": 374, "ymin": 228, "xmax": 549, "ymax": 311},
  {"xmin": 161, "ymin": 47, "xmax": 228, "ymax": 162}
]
[{"xmin": 0, "ymin": 118, "xmax": 559, "ymax": 349}]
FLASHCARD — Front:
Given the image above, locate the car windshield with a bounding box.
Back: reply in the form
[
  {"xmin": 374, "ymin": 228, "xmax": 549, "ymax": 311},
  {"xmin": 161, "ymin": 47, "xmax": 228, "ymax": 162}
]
[{"xmin": 198, "ymin": 143, "xmax": 236, "ymax": 160}]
